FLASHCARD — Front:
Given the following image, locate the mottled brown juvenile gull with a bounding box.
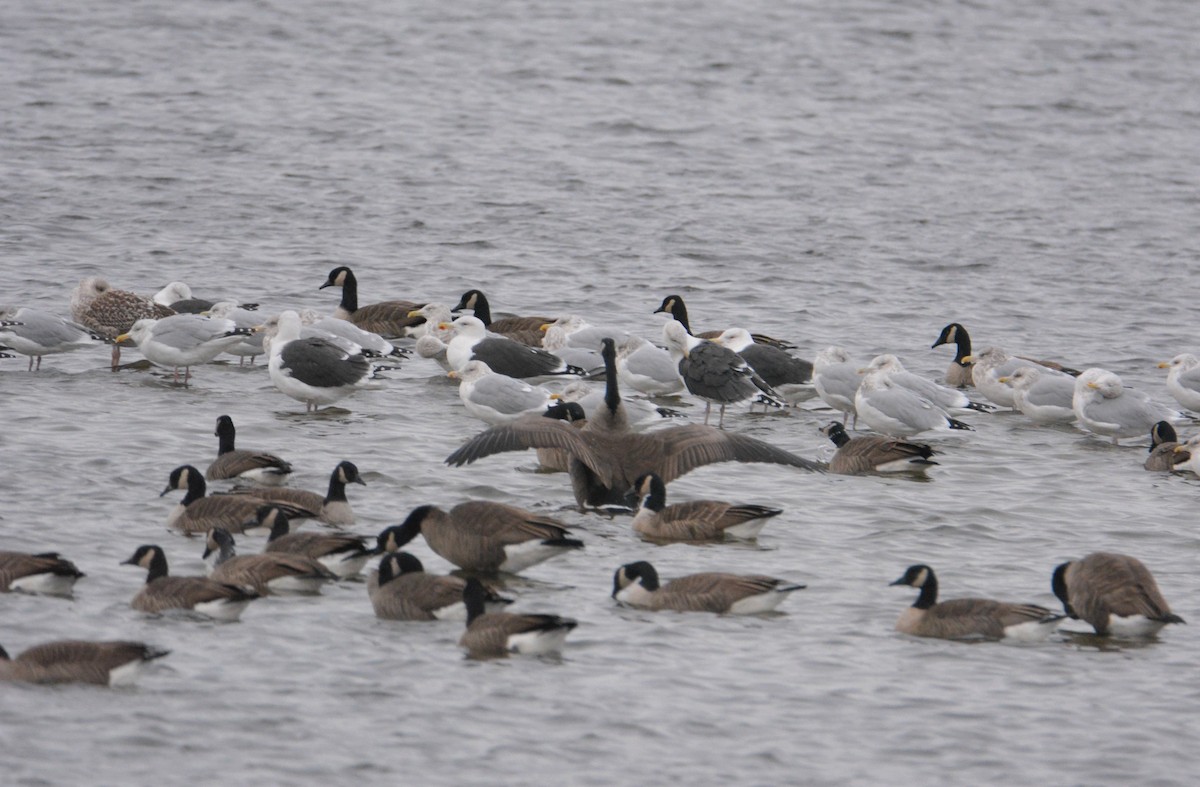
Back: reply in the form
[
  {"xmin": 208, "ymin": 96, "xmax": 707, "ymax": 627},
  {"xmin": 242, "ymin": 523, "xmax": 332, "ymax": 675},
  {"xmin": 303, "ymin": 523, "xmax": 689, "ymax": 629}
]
[{"xmin": 71, "ymin": 277, "xmax": 175, "ymax": 368}]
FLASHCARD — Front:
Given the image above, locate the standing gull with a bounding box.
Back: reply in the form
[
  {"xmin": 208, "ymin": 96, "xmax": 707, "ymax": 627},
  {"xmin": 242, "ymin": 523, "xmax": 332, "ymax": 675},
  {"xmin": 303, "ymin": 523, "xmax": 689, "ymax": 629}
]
[
  {"xmin": 1158, "ymin": 353, "xmax": 1200, "ymax": 414},
  {"xmin": 117, "ymin": 314, "xmax": 252, "ymax": 384},
  {"xmin": 1072, "ymin": 368, "xmax": 1178, "ymax": 445},
  {"xmin": 662, "ymin": 319, "xmax": 781, "ymax": 427},
  {"xmin": 813, "ymin": 346, "xmax": 862, "ymax": 427},
  {"xmin": 203, "ymin": 302, "xmax": 265, "ymax": 364},
  {"xmin": 0, "ymin": 306, "xmax": 103, "ymax": 370},
  {"xmin": 263, "ymin": 310, "xmax": 376, "ymax": 412},
  {"xmin": 442, "ymin": 315, "xmax": 584, "ymax": 379}
]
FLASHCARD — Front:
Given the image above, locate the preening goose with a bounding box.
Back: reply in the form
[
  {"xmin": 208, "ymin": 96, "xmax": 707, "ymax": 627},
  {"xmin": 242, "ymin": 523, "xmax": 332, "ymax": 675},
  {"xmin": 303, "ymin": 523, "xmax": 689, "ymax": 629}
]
[
  {"xmin": 1144, "ymin": 421, "xmax": 1188, "ymax": 471},
  {"xmin": 369, "ymin": 552, "xmax": 512, "ymax": 621},
  {"xmin": 0, "ymin": 551, "xmax": 85, "ymax": 596},
  {"xmin": 1052, "ymin": 552, "xmax": 1184, "ymax": 637},
  {"xmin": 459, "ymin": 578, "xmax": 576, "ymax": 657}
]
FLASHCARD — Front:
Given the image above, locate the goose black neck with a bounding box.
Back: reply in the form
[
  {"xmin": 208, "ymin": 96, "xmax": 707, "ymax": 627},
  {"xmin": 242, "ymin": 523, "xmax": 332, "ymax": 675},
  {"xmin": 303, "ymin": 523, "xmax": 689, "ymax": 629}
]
[
  {"xmin": 463, "ymin": 578, "xmax": 487, "ymax": 624},
  {"xmin": 630, "ymin": 561, "xmax": 660, "ymax": 592},
  {"xmin": 601, "ymin": 337, "xmax": 621, "ymax": 416},
  {"xmin": 657, "ymin": 296, "xmax": 692, "ymax": 334},
  {"xmin": 215, "ymin": 416, "xmax": 236, "ymax": 455},
  {"xmin": 146, "ymin": 549, "xmax": 169, "ymax": 582},
  {"xmin": 459, "ymin": 291, "xmax": 492, "ymax": 325},
  {"xmin": 913, "ymin": 572, "xmax": 938, "ymax": 609},
  {"xmin": 1051, "ymin": 563, "xmax": 1077, "ymax": 618},
  {"xmin": 182, "ymin": 469, "xmax": 207, "ymax": 506},
  {"xmin": 326, "ymin": 470, "xmax": 348, "ymax": 503},
  {"xmin": 266, "ymin": 511, "xmax": 291, "ymax": 542},
  {"xmin": 951, "ymin": 324, "xmax": 971, "ymax": 364},
  {"xmin": 825, "ymin": 424, "xmax": 851, "ymax": 447},
  {"xmin": 641, "ymin": 475, "xmax": 666, "ymax": 512}
]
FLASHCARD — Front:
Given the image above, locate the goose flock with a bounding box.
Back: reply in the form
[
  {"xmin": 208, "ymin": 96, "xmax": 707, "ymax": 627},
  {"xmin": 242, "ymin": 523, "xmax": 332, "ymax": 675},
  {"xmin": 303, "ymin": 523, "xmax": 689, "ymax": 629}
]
[{"xmin": 1, "ymin": 269, "xmax": 1192, "ymax": 685}]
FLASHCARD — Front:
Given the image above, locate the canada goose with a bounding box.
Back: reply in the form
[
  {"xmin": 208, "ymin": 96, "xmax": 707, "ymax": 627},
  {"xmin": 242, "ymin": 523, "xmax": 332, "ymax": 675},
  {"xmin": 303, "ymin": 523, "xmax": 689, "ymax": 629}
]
[
  {"xmin": 445, "ymin": 334, "xmax": 823, "ymax": 508},
  {"xmin": 862, "ymin": 355, "xmax": 993, "ymax": 415},
  {"xmin": 653, "ymin": 294, "xmax": 793, "ymax": 350},
  {"xmin": 203, "ymin": 528, "xmax": 337, "ymax": 595},
  {"xmin": 122, "ymin": 544, "xmax": 260, "ymax": 621},
  {"xmin": 627, "ymin": 472, "xmax": 781, "ymax": 541},
  {"xmin": 1145, "ymin": 421, "xmax": 1188, "ymax": 471},
  {"xmin": 819, "ymin": 422, "xmax": 937, "ymax": 474},
  {"xmin": 319, "ymin": 265, "xmax": 425, "ymax": 337},
  {"xmin": 262, "ymin": 310, "xmax": 377, "ymax": 412},
  {"xmin": 1072, "ymin": 368, "xmax": 1179, "ymax": 445},
  {"xmin": 205, "ymin": 415, "xmax": 292, "ymax": 485},
  {"xmin": 0, "ymin": 306, "xmax": 103, "ymax": 370},
  {"xmin": 0, "ymin": 640, "xmax": 169, "ymax": 686},
  {"xmin": 253, "ymin": 506, "xmax": 373, "ymax": 579},
  {"xmin": 890, "ymin": 564, "xmax": 1063, "ymax": 641},
  {"xmin": 70, "ymin": 277, "xmax": 175, "ymax": 368},
  {"xmin": 1052, "ymin": 552, "xmax": 1184, "ymax": 637},
  {"xmin": 931, "ymin": 322, "xmax": 974, "ymax": 388},
  {"xmin": 854, "ymin": 362, "xmax": 973, "ymax": 437},
  {"xmin": 449, "ymin": 361, "xmax": 562, "ymax": 425},
  {"xmin": 998, "ymin": 366, "xmax": 1077, "ymax": 424},
  {"xmin": 115, "ymin": 314, "xmax": 252, "ymax": 384},
  {"xmin": 227, "ymin": 460, "xmax": 365, "ymax": 526},
  {"xmin": 459, "ymin": 578, "xmax": 576, "ymax": 657},
  {"xmin": 0, "ymin": 551, "xmax": 85, "ymax": 596},
  {"xmin": 557, "ymin": 381, "xmax": 684, "ymax": 432},
  {"xmin": 162, "ymin": 465, "xmax": 317, "ymax": 535},
  {"xmin": 453, "ymin": 289, "xmax": 554, "ymax": 347},
  {"xmin": 376, "ymin": 503, "xmax": 584, "ymax": 574},
  {"xmin": 1158, "ymin": 353, "xmax": 1200, "ymax": 413},
  {"xmin": 536, "ymin": 401, "xmax": 588, "ymax": 472},
  {"xmin": 441, "ymin": 316, "xmax": 584, "ymax": 379},
  {"xmin": 712, "ymin": 327, "xmax": 813, "ymax": 405},
  {"xmin": 662, "ymin": 319, "xmax": 783, "ymax": 427},
  {"xmin": 370, "ymin": 552, "xmax": 513, "ymax": 621},
  {"xmin": 812, "ymin": 346, "xmax": 862, "ymax": 427},
  {"xmin": 612, "ymin": 561, "xmax": 805, "ymax": 614}
]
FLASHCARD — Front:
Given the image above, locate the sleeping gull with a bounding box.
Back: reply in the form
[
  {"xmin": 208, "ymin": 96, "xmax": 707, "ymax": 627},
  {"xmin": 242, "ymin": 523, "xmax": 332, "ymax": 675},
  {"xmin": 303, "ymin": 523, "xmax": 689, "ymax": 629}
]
[
  {"xmin": 615, "ymin": 336, "xmax": 684, "ymax": 396},
  {"xmin": 854, "ymin": 361, "xmax": 973, "ymax": 437},
  {"xmin": 661, "ymin": 319, "xmax": 781, "ymax": 428},
  {"xmin": 71, "ymin": 277, "xmax": 175, "ymax": 369},
  {"xmin": 998, "ymin": 366, "xmax": 1077, "ymax": 424},
  {"xmin": 263, "ymin": 310, "xmax": 377, "ymax": 412},
  {"xmin": 0, "ymin": 306, "xmax": 103, "ymax": 370},
  {"xmin": 813, "ymin": 346, "xmax": 862, "ymax": 427},
  {"xmin": 1157, "ymin": 353, "xmax": 1200, "ymax": 414},
  {"xmin": 863, "ymin": 355, "xmax": 992, "ymax": 415},
  {"xmin": 449, "ymin": 360, "xmax": 561, "ymax": 425},
  {"xmin": 965, "ymin": 347, "xmax": 1070, "ymax": 409},
  {"xmin": 1072, "ymin": 368, "xmax": 1179, "ymax": 445},
  {"xmin": 117, "ymin": 314, "xmax": 251, "ymax": 384}
]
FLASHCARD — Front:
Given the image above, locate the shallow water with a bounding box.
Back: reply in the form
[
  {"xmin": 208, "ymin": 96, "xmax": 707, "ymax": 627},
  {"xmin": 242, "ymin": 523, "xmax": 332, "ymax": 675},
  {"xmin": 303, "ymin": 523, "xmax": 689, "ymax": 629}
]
[{"xmin": 2, "ymin": 0, "xmax": 1199, "ymax": 784}]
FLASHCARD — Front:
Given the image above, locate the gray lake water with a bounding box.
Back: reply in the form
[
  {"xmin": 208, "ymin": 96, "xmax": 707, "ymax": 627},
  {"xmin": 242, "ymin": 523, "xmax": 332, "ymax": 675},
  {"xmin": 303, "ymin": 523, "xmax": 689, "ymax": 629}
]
[{"xmin": 2, "ymin": 0, "xmax": 1199, "ymax": 784}]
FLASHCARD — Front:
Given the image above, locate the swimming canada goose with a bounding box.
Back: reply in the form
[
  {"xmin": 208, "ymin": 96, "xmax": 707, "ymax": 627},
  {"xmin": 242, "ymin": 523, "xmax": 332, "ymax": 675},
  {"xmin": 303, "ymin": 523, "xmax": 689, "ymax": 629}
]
[
  {"xmin": 162, "ymin": 465, "xmax": 317, "ymax": 535},
  {"xmin": 205, "ymin": 414, "xmax": 292, "ymax": 485},
  {"xmin": 653, "ymin": 294, "xmax": 793, "ymax": 350},
  {"xmin": 257, "ymin": 507, "xmax": 373, "ymax": 579},
  {"xmin": 0, "ymin": 640, "xmax": 170, "ymax": 686},
  {"xmin": 452, "ymin": 289, "xmax": 554, "ymax": 347},
  {"xmin": 459, "ymin": 578, "xmax": 577, "ymax": 657},
  {"xmin": 819, "ymin": 422, "xmax": 937, "ymax": 475},
  {"xmin": 445, "ymin": 334, "xmax": 823, "ymax": 508},
  {"xmin": 931, "ymin": 323, "xmax": 974, "ymax": 388},
  {"xmin": 319, "ymin": 265, "xmax": 425, "ymax": 337},
  {"xmin": 122, "ymin": 544, "xmax": 260, "ymax": 621},
  {"xmin": 998, "ymin": 366, "xmax": 1077, "ymax": 424},
  {"xmin": 612, "ymin": 561, "xmax": 805, "ymax": 614},
  {"xmin": 203, "ymin": 528, "xmax": 337, "ymax": 595},
  {"xmin": 854, "ymin": 362, "xmax": 973, "ymax": 437},
  {"xmin": 369, "ymin": 552, "xmax": 513, "ymax": 621},
  {"xmin": 1072, "ymin": 368, "xmax": 1179, "ymax": 445},
  {"xmin": 712, "ymin": 327, "xmax": 813, "ymax": 405},
  {"xmin": 1145, "ymin": 421, "xmax": 1188, "ymax": 471},
  {"xmin": 0, "ymin": 306, "xmax": 104, "ymax": 370},
  {"xmin": 1158, "ymin": 353, "xmax": 1200, "ymax": 413},
  {"xmin": 227, "ymin": 460, "xmax": 365, "ymax": 526},
  {"xmin": 0, "ymin": 551, "xmax": 85, "ymax": 596},
  {"xmin": 812, "ymin": 346, "xmax": 862, "ymax": 427},
  {"xmin": 890, "ymin": 564, "xmax": 1063, "ymax": 641},
  {"xmin": 116, "ymin": 314, "xmax": 252, "ymax": 384},
  {"xmin": 1051, "ymin": 552, "xmax": 1185, "ymax": 637},
  {"xmin": 627, "ymin": 472, "xmax": 782, "ymax": 541},
  {"xmin": 70, "ymin": 277, "xmax": 175, "ymax": 368},
  {"xmin": 449, "ymin": 360, "xmax": 562, "ymax": 425},
  {"xmin": 263, "ymin": 310, "xmax": 378, "ymax": 412},
  {"xmin": 375, "ymin": 503, "xmax": 584, "ymax": 574},
  {"xmin": 662, "ymin": 319, "xmax": 782, "ymax": 427},
  {"xmin": 441, "ymin": 315, "xmax": 585, "ymax": 379}
]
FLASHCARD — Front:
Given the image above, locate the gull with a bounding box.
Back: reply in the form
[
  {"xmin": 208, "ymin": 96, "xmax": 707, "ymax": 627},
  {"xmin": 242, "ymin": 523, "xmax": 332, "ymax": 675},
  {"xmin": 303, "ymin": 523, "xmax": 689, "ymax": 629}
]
[
  {"xmin": 998, "ymin": 366, "xmax": 1077, "ymax": 424},
  {"xmin": 813, "ymin": 347, "xmax": 862, "ymax": 427},
  {"xmin": 449, "ymin": 360, "xmax": 562, "ymax": 425},
  {"xmin": 262, "ymin": 310, "xmax": 377, "ymax": 412},
  {"xmin": 1072, "ymin": 368, "xmax": 1179, "ymax": 444},
  {"xmin": 1158, "ymin": 353, "xmax": 1200, "ymax": 414},
  {"xmin": 0, "ymin": 306, "xmax": 103, "ymax": 370},
  {"xmin": 117, "ymin": 314, "xmax": 252, "ymax": 384}
]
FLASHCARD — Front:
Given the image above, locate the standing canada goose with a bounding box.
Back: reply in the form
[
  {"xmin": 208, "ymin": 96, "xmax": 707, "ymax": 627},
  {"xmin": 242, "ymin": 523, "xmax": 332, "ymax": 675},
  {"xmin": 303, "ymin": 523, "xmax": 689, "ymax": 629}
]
[
  {"xmin": 1145, "ymin": 421, "xmax": 1188, "ymax": 471},
  {"xmin": 812, "ymin": 346, "xmax": 863, "ymax": 427},
  {"xmin": 931, "ymin": 322, "xmax": 974, "ymax": 388},
  {"xmin": 162, "ymin": 465, "xmax": 317, "ymax": 535},
  {"xmin": 819, "ymin": 422, "xmax": 937, "ymax": 475},
  {"xmin": 122, "ymin": 544, "xmax": 260, "ymax": 621},
  {"xmin": 0, "ymin": 640, "xmax": 170, "ymax": 686},
  {"xmin": 226, "ymin": 460, "xmax": 365, "ymax": 525},
  {"xmin": 202, "ymin": 528, "xmax": 337, "ymax": 595},
  {"xmin": 712, "ymin": 327, "xmax": 813, "ymax": 405},
  {"xmin": 263, "ymin": 310, "xmax": 377, "ymax": 412},
  {"xmin": 319, "ymin": 265, "xmax": 425, "ymax": 338},
  {"xmin": 0, "ymin": 306, "xmax": 104, "ymax": 370},
  {"xmin": 370, "ymin": 552, "xmax": 513, "ymax": 621},
  {"xmin": 452, "ymin": 289, "xmax": 554, "ymax": 347},
  {"xmin": 854, "ymin": 362, "xmax": 973, "ymax": 437},
  {"xmin": 0, "ymin": 551, "xmax": 85, "ymax": 596},
  {"xmin": 459, "ymin": 578, "xmax": 576, "ymax": 657},
  {"xmin": 627, "ymin": 472, "xmax": 782, "ymax": 541},
  {"xmin": 205, "ymin": 414, "xmax": 292, "ymax": 485},
  {"xmin": 653, "ymin": 294, "xmax": 793, "ymax": 350},
  {"xmin": 442, "ymin": 316, "xmax": 585, "ymax": 379},
  {"xmin": 254, "ymin": 507, "xmax": 373, "ymax": 579},
  {"xmin": 1052, "ymin": 552, "xmax": 1185, "ymax": 637},
  {"xmin": 70, "ymin": 277, "xmax": 175, "ymax": 369},
  {"xmin": 998, "ymin": 366, "xmax": 1077, "ymax": 424},
  {"xmin": 1072, "ymin": 368, "xmax": 1179, "ymax": 445},
  {"xmin": 890, "ymin": 564, "xmax": 1063, "ymax": 641},
  {"xmin": 375, "ymin": 503, "xmax": 584, "ymax": 574},
  {"xmin": 445, "ymin": 334, "xmax": 823, "ymax": 508},
  {"xmin": 1158, "ymin": 353, "xmax": 1200, "ymax": 413},
  {"xmin": 661, "ymin": 320, "xmax": 783, "ymax": 428},
  {"xmin": 613, "ymin": 561, "xmax": 804, "ymax": 614}
]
